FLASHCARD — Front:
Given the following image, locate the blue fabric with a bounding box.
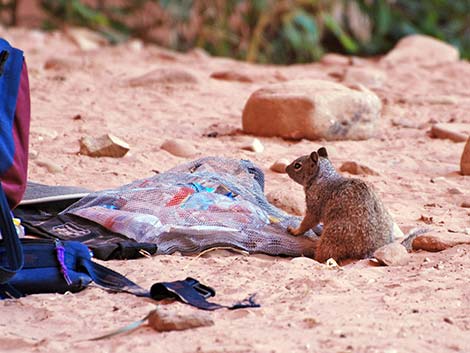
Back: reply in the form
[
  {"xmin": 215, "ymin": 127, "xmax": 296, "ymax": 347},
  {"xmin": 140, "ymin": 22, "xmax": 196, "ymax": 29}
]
[
  {"xmin": 0, "ymin": 38, "xmax": 23, "ymax": 174},
  {"xmin": 0, "ymin": 240, "xmax": 92, "ymax": 297}
]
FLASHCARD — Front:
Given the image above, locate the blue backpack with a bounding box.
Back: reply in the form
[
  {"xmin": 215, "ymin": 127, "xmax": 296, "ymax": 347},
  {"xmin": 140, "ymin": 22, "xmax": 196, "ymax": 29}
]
[{"xmin": 0, "ymin": 38, "xmax": 27, "ymax": 287}]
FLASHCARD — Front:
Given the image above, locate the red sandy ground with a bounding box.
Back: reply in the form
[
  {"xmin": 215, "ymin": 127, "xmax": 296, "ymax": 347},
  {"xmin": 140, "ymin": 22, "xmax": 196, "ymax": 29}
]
[{"xmin": 0, "ymin": 27, "xmax": 469, "ymax": 353}]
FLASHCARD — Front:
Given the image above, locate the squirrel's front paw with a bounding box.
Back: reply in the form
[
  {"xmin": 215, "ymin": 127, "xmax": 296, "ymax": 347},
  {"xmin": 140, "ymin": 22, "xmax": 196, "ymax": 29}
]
[{"xmin": 288, "ymin": 226, "xmax": 303, "ymax": 236}]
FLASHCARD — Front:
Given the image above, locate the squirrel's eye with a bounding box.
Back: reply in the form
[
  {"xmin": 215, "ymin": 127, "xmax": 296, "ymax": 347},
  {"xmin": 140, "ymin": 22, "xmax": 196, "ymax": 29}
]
[{"xmin": 294, "ymin": 162, "xmax": 302, "ymax": 170}]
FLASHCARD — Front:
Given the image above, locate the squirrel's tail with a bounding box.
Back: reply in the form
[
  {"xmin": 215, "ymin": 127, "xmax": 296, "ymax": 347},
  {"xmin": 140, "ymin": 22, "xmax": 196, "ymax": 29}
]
[{"xmin": 400, "ymin": 227, "xmax": 432, "ymax": 251}]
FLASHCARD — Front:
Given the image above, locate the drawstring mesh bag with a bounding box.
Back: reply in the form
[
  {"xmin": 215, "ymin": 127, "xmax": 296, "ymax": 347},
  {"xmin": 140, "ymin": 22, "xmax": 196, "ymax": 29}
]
[{"xmin": 64, "ymin": 157, "xmax": 319, "ymax": 257}]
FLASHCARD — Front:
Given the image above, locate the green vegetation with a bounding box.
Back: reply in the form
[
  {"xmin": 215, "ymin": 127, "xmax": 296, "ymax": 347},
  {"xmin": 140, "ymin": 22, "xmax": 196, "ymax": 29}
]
[{"xmin": 2, "ymin": 0, "xmax": 469, "ymax": 63}]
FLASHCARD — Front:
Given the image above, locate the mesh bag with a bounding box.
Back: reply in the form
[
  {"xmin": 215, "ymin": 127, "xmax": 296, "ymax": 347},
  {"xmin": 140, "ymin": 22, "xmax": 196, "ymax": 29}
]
[{"xmin": 63, "ymin": 157, "xmax": 319, "ymax": 257}]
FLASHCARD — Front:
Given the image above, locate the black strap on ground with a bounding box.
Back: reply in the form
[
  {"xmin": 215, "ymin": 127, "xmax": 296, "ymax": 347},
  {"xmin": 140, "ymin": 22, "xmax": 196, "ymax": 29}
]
[
  {"xmin": 83, "ymin": 257, "xmax": 259, "ymax": 310},
  {"xmin": 150, "ymin": 277, "xmax": 259, "ymax": 310}
]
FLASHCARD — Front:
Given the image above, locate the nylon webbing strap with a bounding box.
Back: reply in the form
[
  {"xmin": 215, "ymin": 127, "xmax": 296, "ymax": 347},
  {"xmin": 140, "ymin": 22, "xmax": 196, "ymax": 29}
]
[
  {"xmin": 0, "ymin": 183, "xmax": 23, "ymax": 284},
  {"xmin": 80, "ymin": 257, "xmax": 149, "ymax": 297},
  {"xmin": 150, "ymin": 277, "xmax": 260, "ymax": 310},
  {"xmin": 151, "ymin": 277, "xmax": 221, "ymax": 310},
  {"xmin": 82, "ymin": 256, "xmax": 259, "ymax": 311}
]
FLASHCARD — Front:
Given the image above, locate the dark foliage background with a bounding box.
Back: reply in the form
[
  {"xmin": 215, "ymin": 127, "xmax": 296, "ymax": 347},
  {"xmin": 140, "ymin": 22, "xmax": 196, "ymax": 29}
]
[{"xmin": 1, "ymin": 0, "xmax": 469, "ymax": 63}]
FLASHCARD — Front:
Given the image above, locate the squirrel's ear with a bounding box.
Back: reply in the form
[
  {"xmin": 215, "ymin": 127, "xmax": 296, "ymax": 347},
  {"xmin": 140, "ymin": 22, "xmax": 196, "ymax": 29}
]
[
  {"xmin": 317, "ymin": 147, "xmax": 328, "ymax": 158},
  {"xmin": 310, "ymin": 151, "xmax": 319, "ymax": 163}
]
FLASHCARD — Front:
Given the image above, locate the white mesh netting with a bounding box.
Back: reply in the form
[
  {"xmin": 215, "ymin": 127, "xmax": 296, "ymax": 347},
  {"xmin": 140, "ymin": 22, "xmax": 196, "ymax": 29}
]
[{"xmin": 63, "ymin": 157, "xmax": 319, "ymax": 257}]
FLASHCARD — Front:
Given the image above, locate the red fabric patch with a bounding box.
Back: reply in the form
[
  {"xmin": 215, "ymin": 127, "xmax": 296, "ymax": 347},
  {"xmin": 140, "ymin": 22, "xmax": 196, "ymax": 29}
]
[{"xmin": 166, "ymin": 187, "xmax": 195, "ymax": 207}]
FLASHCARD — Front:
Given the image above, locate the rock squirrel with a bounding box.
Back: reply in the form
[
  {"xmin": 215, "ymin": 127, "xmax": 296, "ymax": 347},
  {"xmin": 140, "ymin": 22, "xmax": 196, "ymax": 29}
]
[{"xmin": 286, "ymin": 147, "xmax": 394, "ymax": 263}]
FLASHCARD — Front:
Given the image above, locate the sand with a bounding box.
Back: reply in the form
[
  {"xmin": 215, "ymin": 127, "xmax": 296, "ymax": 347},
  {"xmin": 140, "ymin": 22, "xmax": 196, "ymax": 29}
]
[{"xmin": 1, "ymin": 27, "xmax": 469, "ymax": 353}]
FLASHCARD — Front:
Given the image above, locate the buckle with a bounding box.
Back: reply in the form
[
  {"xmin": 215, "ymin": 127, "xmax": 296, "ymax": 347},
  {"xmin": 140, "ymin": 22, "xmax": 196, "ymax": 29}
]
[{"xmin": 185, "ymin": 277, "xmax": 215, "ymax": 298}]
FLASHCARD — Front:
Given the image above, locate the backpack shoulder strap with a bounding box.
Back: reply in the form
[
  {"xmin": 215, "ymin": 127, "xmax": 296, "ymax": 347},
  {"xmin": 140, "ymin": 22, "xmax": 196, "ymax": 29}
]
[{"xmin": 0, "ymin": 183, "xmax": 23, "ymax": 283}]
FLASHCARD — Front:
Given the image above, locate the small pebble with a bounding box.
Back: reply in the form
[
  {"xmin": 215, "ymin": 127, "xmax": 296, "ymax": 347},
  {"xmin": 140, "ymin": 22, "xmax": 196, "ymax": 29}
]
[
  {"xmin": 443, "ymin": 317, "xmax": 454, "ymax": 325},
  {"xmin": 430, "ymin": 124, "xmax": 467, "ymax": 142},
  {"xmin": 29, "ymin": 149, "xmax": 39, "ymax": 160},
  {"xmin": 35, "ymin": 159, "xmax": 63, "ymax": 174},
  {"xmin": 241, "ymin": 138, "xmax": 264, "ymax": 153},
  {"xmin": 270, "ymin": 159, "xmax": 289, "ymax": 173},
  {"xmin": 448, "ymin": 187, "xmax": 463, "ymax": 195},
  {"xmin": 430, "ymin": 177, "xmax": 446, "ymax": 183},
  {"xmin": 31, "ymin": 127, "xmax": 58, "ymax": 140},
  {"xmin": 128, "ymin": 39, "xmax": 143, "ymax": 52},
  {"xmin": 161, "ymin": 139, "xmax": 197, "ymax": 158},
  {"xmin": 339, "ymin": 161, "xmax": 379, "ymax": 176}
]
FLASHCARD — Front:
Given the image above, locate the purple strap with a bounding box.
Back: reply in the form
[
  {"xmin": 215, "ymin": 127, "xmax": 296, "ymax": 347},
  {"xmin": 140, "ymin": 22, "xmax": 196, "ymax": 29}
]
[{"xmin": 55, "ymin": 240, "xmax": 72, "ymax": 285}]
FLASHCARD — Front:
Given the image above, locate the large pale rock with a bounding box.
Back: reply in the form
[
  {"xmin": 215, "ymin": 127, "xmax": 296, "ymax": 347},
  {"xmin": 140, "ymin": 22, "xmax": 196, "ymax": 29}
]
[
  {"xmin": 381, "ymin": 35, "xmax": 459, "ymax": 67},
  {"xmin": 412, "ymin": 233, "xmax": 470, "ymax": 252},
  {"xmin": 242, "ymin": 80, "xmax": 381, "ymax": 141},
  {"xmin": 461, "ymin": 137, "xmax": 470, "ymax": 175}
]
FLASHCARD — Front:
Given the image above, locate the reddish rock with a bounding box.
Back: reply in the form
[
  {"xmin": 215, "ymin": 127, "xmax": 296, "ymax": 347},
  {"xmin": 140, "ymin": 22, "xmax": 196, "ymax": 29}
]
[
  {"xmin": 148, "ymin": 308, "xmax": 214, "ymax": 332},
  {"xmin": 44, "ymin": 57, "xmax": 76, "ymax": 71},
  {"xmin": 339, "ymin": 161, "xmax": 379, "ymax": 176},
  {"xmin": 412, "ymin": 233, "xmax": 470, "ymax": 252},
  {"xmin": 210, "ymin": 70, "xmax": 253, "ymax": 83}
]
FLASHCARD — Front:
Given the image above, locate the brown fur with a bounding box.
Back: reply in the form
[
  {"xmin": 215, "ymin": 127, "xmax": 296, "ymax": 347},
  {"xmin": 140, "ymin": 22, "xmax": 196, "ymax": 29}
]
[{"xmin": 286, "ymin": 147, "xmax": 394, "ymax": 262}]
